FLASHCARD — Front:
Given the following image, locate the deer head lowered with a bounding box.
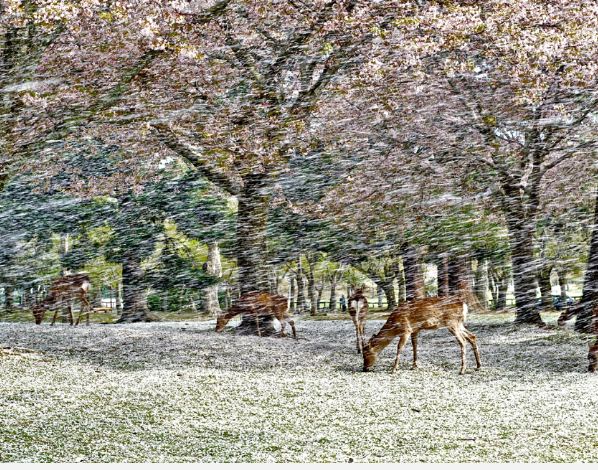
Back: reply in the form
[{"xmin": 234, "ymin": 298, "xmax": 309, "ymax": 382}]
[
  {"xmin": 362, "ymin": 296, "xmax": 481, "ymax": 375},
  {"xmin": 215, "ymin": 291, "xmax": 296, "ymax": 339},
  {"xmin": 32, "ymin": 274, "xmax": 92, "ymax": 326}
]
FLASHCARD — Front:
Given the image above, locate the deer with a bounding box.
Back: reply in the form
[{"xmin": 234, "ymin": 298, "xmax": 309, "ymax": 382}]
[
  {"xmin": 32, "ymin": 273, "xmax": 92, "ymax": 326},
  {"xmin": 215, "ymin": 291, "xmax": 297, "ymax": 339},
  {"xmin": 348, "ymin": 286, "xmax": 369, "ymax": 354},
  {"xmin": 362, "ymin": 296, "xmax": 481, "ymax": 375}
]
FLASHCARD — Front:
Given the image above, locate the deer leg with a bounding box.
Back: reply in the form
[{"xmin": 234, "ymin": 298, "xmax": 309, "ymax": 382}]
[
  {"xmin": 50, "ymin": 310, "xmax": 59, "ymax": 326},
  {"xmin": 83, "ymin": 297, "xmax": 91, "ymax": 325},
  {"xmin": 67, "ymin": 305, "xmax": 73, "ymax": 326},
  {"xmin": 279, "ymin": 317, "xmax": 287, "ymax": 338},
  {"xmin": 289, "ymin": 319, "xmax": 297, "ymax": 340},
  {"xmin": 411, "ymin": 332, "xmax": 419, "ymax": 369},
  {"xmin": 391, "ymin": 334, "xmax": 410, "ymax": 374},
  {"xmin": 355, "ymin": 319, "xmax": 363, "ymax": 354},
  {"xmin": 255, "ymin": 316, "xmax": 262, "ymax": 337},
  {"xmin": 359, "ymin": 320, "xmax": 366, "ymax": 351},
  {"xmin": 449, "ymin": 327, "xmax": 467, "ymax": 375},
  {"xmin": 462, "ymin": 327, "xmax": 481, "ymax": 370}
]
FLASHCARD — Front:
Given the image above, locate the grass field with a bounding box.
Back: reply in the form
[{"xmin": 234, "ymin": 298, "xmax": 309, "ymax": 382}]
[{"xmin": 1, "ymin": 312, "xmax": 597, "ymax": 463}]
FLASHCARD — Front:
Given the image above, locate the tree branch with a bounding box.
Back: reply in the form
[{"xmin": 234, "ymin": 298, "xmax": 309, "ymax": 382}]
[{"xmin": 151, "ymin": 123, "xmax": 242, "ymax": 195}]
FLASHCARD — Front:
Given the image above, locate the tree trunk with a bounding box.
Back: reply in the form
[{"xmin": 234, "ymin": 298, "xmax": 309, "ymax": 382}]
[
  {"xmin": 290, "ymin": 274, "xmax": 297, "ymax": 312},
  {"xmin": 557, "ymin": 269, "xmax": 568, "ymax": 304},
  {"xmin": 379, "ymin": 279, "xmax": 397, "ymax": 310},
  {"xmin": 538, "ymin": 266, "xmax": 553, "ymax": 309},
  {"xmin": 506, "ymin": 220, "xmax": 544, "ymax": 325},
  {"xmin": 307, "ymin": 261, "xmax": 317, "ymax": 316},
  {"xmin": 117, "ymin": 256, "xmax": 154, "ymax": 322},
  {"xmin": 202, "ymin": 242, "xmax": 222, "ymax": 317},
  {"xmin": 402, "ymin": 247, "xmax": 424, "ymax": 301},
  {"xmin": 329, "ymin": 279, "xmax": 337, "ymax": 313},
  {"xmin": 474, "ymin": 258, "xmax": 489, "ymax": 309},
  {"xmin": 4, "ymin": 285, "xmax": 14, "ymax": 311},
  {"xmin": 296, "ymin": 259, "xmax": 306, "ymax": 315},
  {"xmin": 235, "ymin": 174, "xmax": 276, "ymax": 335},
  {"xmin": 437, "ymin": 254, "xmax": 450, "ymax": 297},
  {"xmin": 397, "ymin": 264, "xmax": 406, "ymax": 302},
  {"xmin": 316, "ymin": 284, "xmax": 324, "ymax": 315},
  {"xmin": 576, "ymin": 191, "xmax": 598, "ymax": 333}
]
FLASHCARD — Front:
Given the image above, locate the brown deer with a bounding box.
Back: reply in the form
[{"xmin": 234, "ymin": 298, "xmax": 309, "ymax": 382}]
[
  {"xmin": 362, "ymin": 296, "xmax": 481, "ymax": 375},
  {"xmin": 348, "ymin": 287, "xmax": 369, "ymax": 354},
  {"xmin": 32, "ymin": 274, "xmax": 92, "ymax": 326},
  {"xmin": 215, "ymin": 291, "xmax": 296, "ymax": 339}
]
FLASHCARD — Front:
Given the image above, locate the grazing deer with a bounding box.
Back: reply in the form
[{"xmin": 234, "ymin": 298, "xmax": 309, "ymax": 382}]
[
  {"xmin": 215, "ymin": 291, "xmax": 297, "ymax": 339},
  {"xmin": 362, "ymin": 296, "xmax": 481, "ymax": 375},
  {"xmin": 32, "ymin": 274, "xmax": 92, "ymax": 326},
  {"xmin": 348, "ymin": 287, "xmax": 369, "ymax": 354}
]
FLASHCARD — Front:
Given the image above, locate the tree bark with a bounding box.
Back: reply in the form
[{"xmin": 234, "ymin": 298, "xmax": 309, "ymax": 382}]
[
  {"xmin": 117, "ymin": 256, "xmax": 154, "ymax": 322},
  {"xmin": 4, "ymin": 286, "xmax": 14, "ymax": 311},
  {"xmin": 235, "ymin": 174, "xmax": 276, "ymax": 335},
  {"xmin": 202, "ymin": 241, "xmax": 222, "ymax": 317},
  {"xmin": 537, "ymin": 266, "xmax": 553, "ymax": 309},
  {"xmin": 306, "ymin": 258, "xmax": 317, "ymax": 316},
  {"xmin": 575, "ymin": 191, "xmax": 598, "ymax": 332},
  {"xmin": 506, "ymin": 220, "xmax": 544, "ymax": 325},
  {"xmin": 329, "ymin": 278, "xmax": 337, "ymax": 312},
  {"xmin": 557, "ymin": 269, "xmax": 568, "ymax": 304},
  {"xmin": 296, "ymin": 258, "xmax": 307, "ymax": 314},
  {"xmin": 290, "ymin": 274, "xmax": 297, "ymax": 312},
  {"xmin": 402, "ymin": 247, "xmax": 424, "ymax": 301},
  {"xmin": 437, "ymin": 254, "xmax": 450, "ymax": 297},
  {"xmin": 379, "ymin": 279, "xmax": 397, "ymax": 310},
  {"xmin": 474, "ymin": 258, "xmax": 489, "ymax": 308}
]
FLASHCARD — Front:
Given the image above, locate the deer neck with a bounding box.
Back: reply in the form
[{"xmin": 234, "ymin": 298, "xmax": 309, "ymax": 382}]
[{"xmin": 367, "ymin": 329, "xmax": 397, "ymax": 356}]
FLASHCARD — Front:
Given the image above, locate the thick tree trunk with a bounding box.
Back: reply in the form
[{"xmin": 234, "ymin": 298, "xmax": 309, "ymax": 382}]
[
  {"xmin": 576, "ymin": 191, "xmax": 598, "ymax": 333},
  {"xmin": 4, "ymin": 286, "xmax": 14, "ymax": 311},
  {"xmin": 402, "ymin": 247, "xmax": 424, "ymax": 301},
  {"xmin": 379, "ymin": 279, "xmax": 397, "ymax": 310},
  {"xmin": 437, "ymin": 254, "xmax": 450, "ymax": 297},
  {"xmin": 117, "ymin": 257, "xmax": 155, "ymax": 322},
  {"xmin": 538, "ymin": 266, "xmax": 553, "ymax": 309},
  {"xmin": 202, "ymin": 242, "xmax": 222, "ymax": 317},
  {"xmin": 506, "ymin": 221, "xmax": 544, "ymax": 325},
  {"xmin": 235, "ymin": 174, "xmax": 277, "ymax": 334}
]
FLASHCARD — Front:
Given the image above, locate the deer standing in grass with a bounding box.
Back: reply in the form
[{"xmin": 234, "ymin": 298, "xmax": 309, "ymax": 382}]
[
  {"xmin": 32, "ymin": 274, "xmax": 92, "ymax": 326},
  {"xmin": 362, "ymin": 296, "xmax": 481, "ymax": 374},
  {"xmin": 215, "ymin": 291, "xmax": 297, "ymax": 339},
  {"xmin": 348, "ymin": 287, "xmax": 368, "ymax": 354}
]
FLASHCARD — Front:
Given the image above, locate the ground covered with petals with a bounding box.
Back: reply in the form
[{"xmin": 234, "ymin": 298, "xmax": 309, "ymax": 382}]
[{"xmin": 0, "ymin": 314, "xmax": 597, "ymax": 463}]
